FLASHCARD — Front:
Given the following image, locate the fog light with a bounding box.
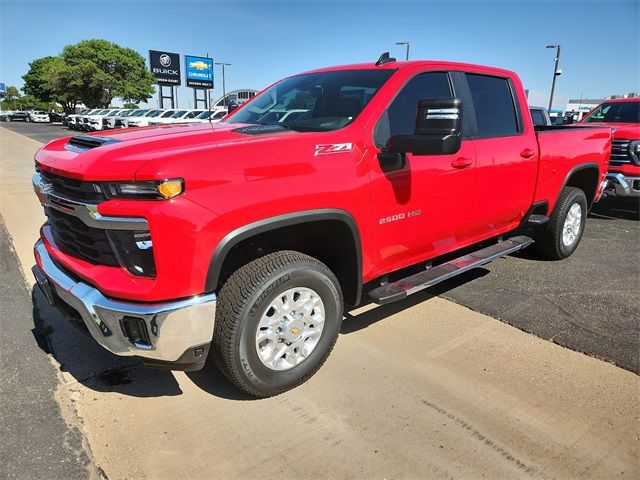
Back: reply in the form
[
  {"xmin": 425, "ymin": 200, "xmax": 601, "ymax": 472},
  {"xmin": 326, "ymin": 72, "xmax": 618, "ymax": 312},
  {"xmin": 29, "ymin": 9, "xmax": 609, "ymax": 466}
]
[
  {"xmin": 122, "ymin": 316, "xmax": 151, "ymax": 347},
  {"xmin": 157, "ymin": 180, "xmax": 183, "ymax": 199}
]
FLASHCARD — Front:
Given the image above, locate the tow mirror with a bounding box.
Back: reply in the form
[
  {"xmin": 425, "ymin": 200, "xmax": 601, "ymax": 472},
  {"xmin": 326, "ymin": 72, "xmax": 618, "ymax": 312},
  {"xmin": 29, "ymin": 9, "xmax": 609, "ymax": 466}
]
[{"xmin": 387, "ymin": 98, "xmax": 462, "ymax": 156}]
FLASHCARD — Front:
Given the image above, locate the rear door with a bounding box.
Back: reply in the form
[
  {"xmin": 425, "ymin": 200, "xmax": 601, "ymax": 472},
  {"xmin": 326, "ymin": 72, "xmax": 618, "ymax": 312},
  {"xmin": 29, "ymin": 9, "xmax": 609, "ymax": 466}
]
[{"xmin": 464, "ymin": 73, "xmax": 538, "ymax": 237}]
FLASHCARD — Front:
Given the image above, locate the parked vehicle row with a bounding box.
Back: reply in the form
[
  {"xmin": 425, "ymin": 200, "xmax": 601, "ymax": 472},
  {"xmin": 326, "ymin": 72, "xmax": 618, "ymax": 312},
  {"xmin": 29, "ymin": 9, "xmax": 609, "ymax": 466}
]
[
  {"xmin": 66, "ymin": 107, "xmax": 228, "ymax": 131},
  {"xmin": 0, "ymin": 110, "xmax": 63, "ymax": 122}
]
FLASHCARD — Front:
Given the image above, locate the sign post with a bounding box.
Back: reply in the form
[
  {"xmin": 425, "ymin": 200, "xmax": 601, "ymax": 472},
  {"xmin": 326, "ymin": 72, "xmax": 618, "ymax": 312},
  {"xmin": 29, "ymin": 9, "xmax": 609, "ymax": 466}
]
[
  {"xmin": 149, "ymin": 50, "xmax": 181, "ymax": 108},
  {"xmin": 185, "ymin": 55, "xmax": 214, "ymax": 110}
]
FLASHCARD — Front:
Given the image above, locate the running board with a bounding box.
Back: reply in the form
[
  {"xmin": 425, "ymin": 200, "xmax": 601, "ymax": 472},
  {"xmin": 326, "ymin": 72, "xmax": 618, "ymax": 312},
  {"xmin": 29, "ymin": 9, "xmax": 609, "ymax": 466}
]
[{"xmin": 368, "ymin": 235, "xmax": 534, "ymax": 305}]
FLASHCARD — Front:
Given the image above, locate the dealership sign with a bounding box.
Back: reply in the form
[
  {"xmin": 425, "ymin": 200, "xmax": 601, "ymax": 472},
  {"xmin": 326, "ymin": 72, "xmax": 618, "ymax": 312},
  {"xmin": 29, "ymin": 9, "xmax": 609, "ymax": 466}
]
[
  {"xmin": 185, "ymin": 55, "xmax": 214, "ymax": 89},
  {"xmin": 149, "ymin": 50, "xmax": 181, "ymax": 85}
]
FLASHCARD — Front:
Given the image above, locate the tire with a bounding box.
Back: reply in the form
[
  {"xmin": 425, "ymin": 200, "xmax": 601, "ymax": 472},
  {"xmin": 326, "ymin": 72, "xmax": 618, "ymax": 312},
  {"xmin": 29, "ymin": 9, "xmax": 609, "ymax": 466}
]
[
  {"xmin": 212, "ymin": 250, "xmax": 343, "ymax": 397},
  {"xmin": 535, "ymin": 187, "xmax": 587, "ymax": 260}
]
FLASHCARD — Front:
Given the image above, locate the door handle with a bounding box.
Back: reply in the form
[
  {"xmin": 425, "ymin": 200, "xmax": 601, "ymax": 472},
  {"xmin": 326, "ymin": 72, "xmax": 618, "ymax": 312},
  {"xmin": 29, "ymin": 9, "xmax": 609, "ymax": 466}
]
[
  {"xmin": 520, "ymin": 148, "xmax": 536, "ymax": 158},
  {"xmin": 451, "ymin": 157, "xmax": 473, "ymax": 169}
]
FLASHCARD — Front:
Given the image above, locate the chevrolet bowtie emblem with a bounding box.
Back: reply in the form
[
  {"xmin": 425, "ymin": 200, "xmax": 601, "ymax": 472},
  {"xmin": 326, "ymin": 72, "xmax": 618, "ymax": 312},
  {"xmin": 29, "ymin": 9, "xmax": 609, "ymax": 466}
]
[
  {"xmin": 290, "ymin": 327, "xmax": 301, "ymax": 335},
  {"xmin": 189, "ymin": 61, "xmax": 209, "ymax": 70}
]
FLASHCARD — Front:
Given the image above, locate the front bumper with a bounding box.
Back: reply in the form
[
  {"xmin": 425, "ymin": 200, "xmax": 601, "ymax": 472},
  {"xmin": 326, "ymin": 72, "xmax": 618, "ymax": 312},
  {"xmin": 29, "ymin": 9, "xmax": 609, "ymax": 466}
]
[
  {"xmin": 605, "ymin": 173, "xmax": 640, "ymax": 198},
  {"xmin": 33, "ymin": 239, "xmax": 217, "ymax": 371}
]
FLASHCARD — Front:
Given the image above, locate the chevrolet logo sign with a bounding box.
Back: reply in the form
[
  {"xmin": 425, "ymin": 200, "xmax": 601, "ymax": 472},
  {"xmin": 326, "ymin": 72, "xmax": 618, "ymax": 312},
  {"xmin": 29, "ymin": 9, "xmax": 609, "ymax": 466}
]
[{"xmin": 189, "ymin": 61, "xmax": 209, "ymax": 71}]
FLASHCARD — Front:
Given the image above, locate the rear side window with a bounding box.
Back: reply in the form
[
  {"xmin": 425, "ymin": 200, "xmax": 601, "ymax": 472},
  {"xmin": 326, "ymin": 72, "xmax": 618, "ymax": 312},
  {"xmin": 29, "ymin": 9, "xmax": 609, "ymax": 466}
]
[
  {"xmin": 374, "ymin": 72, "xmax": 452, "ymax": 146},
  {"xmin": 530, "ymin": 109, "xmax": 546, "ymax": 126},
  {"xmin": 466, "ymin": 74, "xmax": 519, "ymax": 138}
]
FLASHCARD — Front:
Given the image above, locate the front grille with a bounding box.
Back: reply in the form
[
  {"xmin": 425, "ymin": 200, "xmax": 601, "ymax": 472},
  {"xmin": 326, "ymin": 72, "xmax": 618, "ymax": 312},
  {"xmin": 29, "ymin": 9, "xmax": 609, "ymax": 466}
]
[
  {"xmin": 115, "ymin": 119, "xmax": 124, "ymax": 127},
  {"xmin": 610, "ymin": 140, "xmax": 631, "ymax": 165},
  {"xmin": 45, "ymin": 207, "xmax": 119, "ymax": 267},
  {"xmin": 40, "ymin": 170, "xmax": 105, "ymax": 203}
]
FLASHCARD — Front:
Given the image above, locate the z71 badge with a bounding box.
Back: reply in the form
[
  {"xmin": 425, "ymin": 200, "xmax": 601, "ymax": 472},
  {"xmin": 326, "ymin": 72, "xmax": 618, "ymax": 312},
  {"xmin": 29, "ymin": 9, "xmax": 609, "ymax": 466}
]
[{"xmin": 315, "ymin": 143, "xmax": 354, "ymax": 156}]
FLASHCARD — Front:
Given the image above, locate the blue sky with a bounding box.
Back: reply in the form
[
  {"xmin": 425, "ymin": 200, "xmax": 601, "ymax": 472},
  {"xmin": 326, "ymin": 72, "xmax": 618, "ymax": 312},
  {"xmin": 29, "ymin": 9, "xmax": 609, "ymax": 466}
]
[{"xmin": 1, "ymin": 0, "xmax": 638, "ymax": 108}]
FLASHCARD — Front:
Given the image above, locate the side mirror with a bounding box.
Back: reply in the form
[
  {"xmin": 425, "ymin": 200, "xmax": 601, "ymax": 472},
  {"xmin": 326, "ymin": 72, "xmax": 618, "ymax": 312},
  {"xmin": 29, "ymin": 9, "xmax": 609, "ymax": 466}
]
[
  {"xmin": 227, "ymin": 104, "xmax": 238, "ymax": 114},
  {"xmin": 387, "ymin": 98, "xmax": 462, "ymax": 156}
]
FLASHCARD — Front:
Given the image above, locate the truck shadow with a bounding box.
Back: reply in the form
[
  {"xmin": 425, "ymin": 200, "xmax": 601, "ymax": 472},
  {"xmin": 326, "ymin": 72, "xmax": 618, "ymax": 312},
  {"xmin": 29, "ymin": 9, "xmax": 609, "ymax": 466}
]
[
  {"xmin": 30, "ymin": 268, "xmax": 491, "ymax": 401},
  {"xmin": 588, "ymin": 197, "xmax": 639, "ymax": 221},
  {"xmin": 31, "ymin": 287, "xmax": 183, "ymax": 398}
]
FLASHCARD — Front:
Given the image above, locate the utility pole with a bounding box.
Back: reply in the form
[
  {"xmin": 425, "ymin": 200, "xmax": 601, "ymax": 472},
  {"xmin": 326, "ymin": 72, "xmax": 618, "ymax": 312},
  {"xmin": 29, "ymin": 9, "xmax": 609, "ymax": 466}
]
[
  {"xmin": 396, "ymin": 41, "xmax": 410, "ymax": 60},
  {"xmin": 215, "ymin": 62, "xmax": 232, "ymax": 107},
  {"xmin": 546, "ymin": 44, "xmax": 561, "ymax": 112}
]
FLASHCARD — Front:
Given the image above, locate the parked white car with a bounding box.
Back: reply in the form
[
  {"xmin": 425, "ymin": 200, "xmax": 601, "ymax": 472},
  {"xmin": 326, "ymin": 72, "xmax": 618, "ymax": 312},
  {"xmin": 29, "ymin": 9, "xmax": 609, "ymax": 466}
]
[
  {"xmin": 180, "ymin": 108, "xmax": 228, "ymax": 124},
  {"xmin": 148, "ymin": 109, "xmax": 205, "ymax": 126},
  {"xmin": 119, "ymin": 109, "xmax": 151, "ymax": 128},
  {"xmin": 106, "ymin": 109, "xmax": 135, "ymax": 129},
  {"xmin": 66, "ymin": 109, "xmax": 90, "ymax": 129},
  {"xmin": 125, "ymin": 109, "xmax": 166, "ymax": 127},
  {"xmin": 29, "ymin": 111, "xmax": 50, "ymax": 123},
  {"xmin": 76, "ymin": 109, "xmax": 104, "ymax": 130},
  {"xmin": 87, "ymin": 109, "xmax": 121, "ymax": 131}
]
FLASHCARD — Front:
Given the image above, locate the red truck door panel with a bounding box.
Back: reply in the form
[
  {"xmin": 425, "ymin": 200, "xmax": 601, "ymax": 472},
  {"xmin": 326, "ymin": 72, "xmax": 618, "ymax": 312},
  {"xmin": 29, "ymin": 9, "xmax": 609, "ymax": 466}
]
[
  {"xmin": 368, "ymin": 71, "xmax": 477, "ymax": 273},
  {"xmin": 464, "ymin": 73, "xmax": 538, "ymax": 236}
]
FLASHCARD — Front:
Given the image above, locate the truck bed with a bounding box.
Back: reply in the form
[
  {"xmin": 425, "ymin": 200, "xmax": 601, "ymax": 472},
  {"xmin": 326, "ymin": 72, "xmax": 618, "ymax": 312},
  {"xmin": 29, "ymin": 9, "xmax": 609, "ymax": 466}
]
[{"xmin": 534, "ymin": 125, "xmax": 611, "ymax": 211}]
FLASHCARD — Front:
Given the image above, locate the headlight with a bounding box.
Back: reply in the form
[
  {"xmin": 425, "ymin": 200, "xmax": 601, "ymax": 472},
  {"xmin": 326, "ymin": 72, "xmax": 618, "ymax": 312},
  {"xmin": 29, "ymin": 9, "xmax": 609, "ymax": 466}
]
[{"xmin": 102, "ymin": 179, "xmax": 184, "ymax": 200}]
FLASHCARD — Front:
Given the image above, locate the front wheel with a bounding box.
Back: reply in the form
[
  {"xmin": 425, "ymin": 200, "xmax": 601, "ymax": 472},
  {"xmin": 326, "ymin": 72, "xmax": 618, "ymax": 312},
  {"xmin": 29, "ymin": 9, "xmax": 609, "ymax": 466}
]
[
  {"xmin": 535, "ymin": 186, "xmax": 587, "ymax": 260},
  {"xmin": 212, "ymin": 250, "xmax": 343, "ymax": 397}
]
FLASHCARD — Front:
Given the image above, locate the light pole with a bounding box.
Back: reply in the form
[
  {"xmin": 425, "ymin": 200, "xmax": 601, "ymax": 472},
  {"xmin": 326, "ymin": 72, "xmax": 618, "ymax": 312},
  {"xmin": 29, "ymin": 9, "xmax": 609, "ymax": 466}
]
[
  {"xmin": 215, "ymin": 62, "xmax": 232, "ymax": 108},
  {"xmin": 546, "ymin": 44, "xmax": 561, "ymax": 112},
  {"xmin": 396, "ymin": 41, "xmax": 410, "ymax": 61}
]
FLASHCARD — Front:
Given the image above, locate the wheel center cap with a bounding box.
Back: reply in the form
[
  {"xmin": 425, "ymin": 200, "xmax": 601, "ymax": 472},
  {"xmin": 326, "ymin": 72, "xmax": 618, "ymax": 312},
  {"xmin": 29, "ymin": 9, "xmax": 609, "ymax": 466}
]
[{"xmin": 283, "ymin": 319, "xmax": 305, "ymax": 342}]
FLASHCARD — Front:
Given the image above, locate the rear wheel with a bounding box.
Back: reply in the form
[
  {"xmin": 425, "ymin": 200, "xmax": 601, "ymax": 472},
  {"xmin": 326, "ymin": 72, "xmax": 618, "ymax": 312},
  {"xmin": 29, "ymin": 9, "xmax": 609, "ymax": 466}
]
[
  {"xmin": 212, "ymin": 250, "xmax": 343, "ymax": 397},
  {"xmin": 535, "ymin": 187, "xmax": 587, "ymax": 259}
]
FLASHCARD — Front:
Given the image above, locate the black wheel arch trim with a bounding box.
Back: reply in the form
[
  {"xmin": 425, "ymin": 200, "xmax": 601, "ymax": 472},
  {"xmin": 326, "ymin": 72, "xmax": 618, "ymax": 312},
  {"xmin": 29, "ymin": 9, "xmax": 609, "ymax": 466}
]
[
  {"xmin": 204, "ymin": 208, "xmax": 363, "ymax": 305},
  {"xmin": 558, "ymin": 162, "xmax": 600, "ymax": 208}
]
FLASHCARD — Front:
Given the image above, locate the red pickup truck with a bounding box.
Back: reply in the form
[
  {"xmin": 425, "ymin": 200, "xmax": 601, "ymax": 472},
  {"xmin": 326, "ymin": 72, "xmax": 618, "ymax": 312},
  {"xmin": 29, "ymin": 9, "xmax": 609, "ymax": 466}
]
[
  {"xmin": 580, "ymin": 97, "xmax": 640, "ymax": 198},
  {"xmin": 32, "ymin": 56, "xmax": 611, "ymax": 397}
]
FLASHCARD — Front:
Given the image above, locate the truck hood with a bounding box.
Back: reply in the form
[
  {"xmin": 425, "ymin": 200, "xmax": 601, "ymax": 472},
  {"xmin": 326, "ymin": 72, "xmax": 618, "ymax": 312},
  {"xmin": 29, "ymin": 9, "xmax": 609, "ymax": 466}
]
[
  {"xmin": 578, "ymin": 122, "xmax": 640, "ymax": 140},
  {"xmin": 34, "ymin": 122, "xmax": 300, "ymax": 181}
]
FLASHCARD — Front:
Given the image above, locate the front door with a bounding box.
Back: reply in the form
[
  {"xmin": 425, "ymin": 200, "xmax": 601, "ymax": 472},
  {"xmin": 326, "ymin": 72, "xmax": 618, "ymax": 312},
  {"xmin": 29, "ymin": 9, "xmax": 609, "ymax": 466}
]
[{"xmin": 367, "ymin": 71, "xmax": 477, "ymax": 275}]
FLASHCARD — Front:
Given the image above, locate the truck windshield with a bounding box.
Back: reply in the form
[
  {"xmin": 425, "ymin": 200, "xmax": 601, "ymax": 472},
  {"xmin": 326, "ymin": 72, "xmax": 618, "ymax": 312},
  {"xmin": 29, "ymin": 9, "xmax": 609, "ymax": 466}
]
[
  {"xmin": 582, "ymin": 102, "xmax": 640, "ymax": 123},
  {"xmin": 226, "ymin": 69, "xmax": 395, "ymax": 131}
]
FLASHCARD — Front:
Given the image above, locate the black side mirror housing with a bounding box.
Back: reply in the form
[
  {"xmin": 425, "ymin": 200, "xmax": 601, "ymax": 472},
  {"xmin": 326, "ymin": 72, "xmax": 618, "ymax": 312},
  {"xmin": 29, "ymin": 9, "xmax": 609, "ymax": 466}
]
[
  {"xmin": 227, "ymin": 104, "xmax": 238, "ymax": 114},
  {"xmin": 387, "ymin": 98, "xmax": 462, "ymax": 156}
]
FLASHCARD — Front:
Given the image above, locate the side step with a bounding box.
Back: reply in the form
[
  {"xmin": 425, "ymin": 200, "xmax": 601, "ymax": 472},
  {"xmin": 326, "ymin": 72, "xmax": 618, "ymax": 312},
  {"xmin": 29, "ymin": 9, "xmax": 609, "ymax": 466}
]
[
  {"xmin": 526, "ymin": 214, "xmax": 549, "ymax": 226},
  {"xmin": 368, "ymin": 235, "xmax": 533, "ymax": 305}
]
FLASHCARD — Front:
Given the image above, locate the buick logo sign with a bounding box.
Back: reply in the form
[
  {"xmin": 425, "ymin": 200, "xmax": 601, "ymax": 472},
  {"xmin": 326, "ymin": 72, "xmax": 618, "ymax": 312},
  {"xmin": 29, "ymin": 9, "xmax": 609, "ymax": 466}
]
[{"xmin": 159, "ymin": 54, "xmax": 171, "ymax": 67}]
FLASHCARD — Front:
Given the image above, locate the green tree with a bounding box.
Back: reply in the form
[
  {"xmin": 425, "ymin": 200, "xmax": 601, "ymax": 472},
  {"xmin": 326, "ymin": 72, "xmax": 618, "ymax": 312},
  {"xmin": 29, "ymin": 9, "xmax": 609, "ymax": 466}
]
[
  {"xmin": 61, "ymin": 39, "xmax": 155, "ymax": 108},
  {"xmin": 0, "ymin": 86, "xmax": 22, "ymax": 110},
  {"xmin": 123, "ymin": 102, "xmax": 139, "ymax": 109},
  {"xmin": 22, "ymin": 56, "xmax": 59, "ymax": 102}
]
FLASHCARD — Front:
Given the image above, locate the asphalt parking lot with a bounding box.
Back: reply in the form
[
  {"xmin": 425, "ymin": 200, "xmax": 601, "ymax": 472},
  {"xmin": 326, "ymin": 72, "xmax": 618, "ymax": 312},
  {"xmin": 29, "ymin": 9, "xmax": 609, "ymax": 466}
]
[{"xmin": 3, "ymin": 120, "xmax": 639, "ymax": 373}]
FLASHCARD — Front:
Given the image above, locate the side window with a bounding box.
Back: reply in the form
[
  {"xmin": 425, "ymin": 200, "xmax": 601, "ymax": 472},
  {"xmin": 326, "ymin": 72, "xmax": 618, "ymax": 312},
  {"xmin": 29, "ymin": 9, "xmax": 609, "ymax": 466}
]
[
  {"xmin": 466, "ymin": 74, "xmax": 520, "ymax": 137},
  {"xmin": 374, "ymin": 72, "xmax": 452, "ymax": 147},
  {"xmin": 530, "ymin": 109, "xmax": 546, "ymax": 126}
]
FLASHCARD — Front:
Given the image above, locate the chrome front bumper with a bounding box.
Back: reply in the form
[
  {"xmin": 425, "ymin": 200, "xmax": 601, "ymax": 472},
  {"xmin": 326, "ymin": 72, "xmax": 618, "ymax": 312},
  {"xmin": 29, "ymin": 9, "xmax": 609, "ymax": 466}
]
[
  {"xmin": 33, "ymin": 240, "xmax": 217, "ymax": 370},
  {"xmin": 606, "ymin": 173, "xmax": 640, "ymax": 198}
]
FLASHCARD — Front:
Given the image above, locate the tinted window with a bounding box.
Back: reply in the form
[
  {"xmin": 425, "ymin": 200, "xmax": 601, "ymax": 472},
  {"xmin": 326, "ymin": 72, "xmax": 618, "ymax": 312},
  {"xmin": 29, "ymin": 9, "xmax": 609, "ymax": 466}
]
[
  {"xmin": 467, "ymin": 74, "xmax": 519, "ymax": 137},
  {"xmin": 530, "ymin": 109, "xmax": 546, "ymax": 126},
  {"xmin": 374, "ymin": 72, "xmax": 452, "ymax": 146},
  {"xmin": 227, "ymin": 69, "xmax": 394, "ymax": 132},
  {"xmin": 582, "ymin": 102, "xmax": 640, "ymax": 123}
]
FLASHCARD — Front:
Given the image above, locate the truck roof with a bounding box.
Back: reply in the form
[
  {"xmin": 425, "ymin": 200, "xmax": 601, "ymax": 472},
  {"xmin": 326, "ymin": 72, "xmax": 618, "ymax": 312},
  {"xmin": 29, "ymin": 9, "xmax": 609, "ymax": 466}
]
[
  {"xmin": 597, "ymin": 97, "xmax": 640, "ymax": 103},
  {"xmin": 301, "ymin": 60, "xmax": 518, "ymax": 79}
]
